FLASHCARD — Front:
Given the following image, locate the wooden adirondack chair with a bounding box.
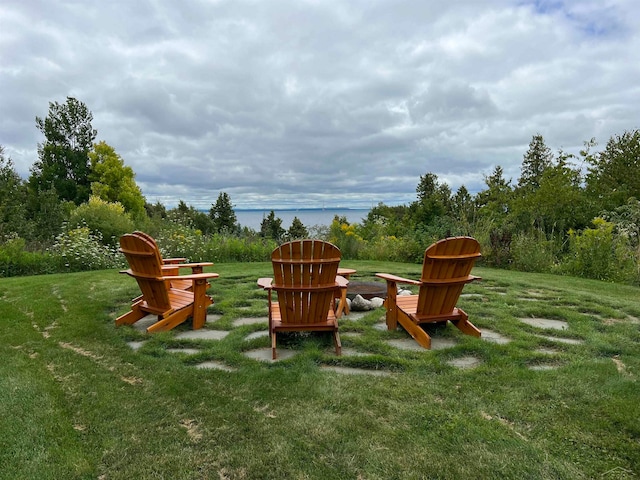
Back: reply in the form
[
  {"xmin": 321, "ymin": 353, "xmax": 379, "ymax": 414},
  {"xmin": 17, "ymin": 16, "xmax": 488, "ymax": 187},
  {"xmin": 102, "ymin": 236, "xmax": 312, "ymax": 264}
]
[
  {"xmin": 376, "ymin": 236, "xmax": 482, "ymax": 349},
  {"xmin": 257, "ymin": 240, "xmax": 346, "ymax": 359},
  {"xmin": 116, "ymin": 233, "xmax": 219, "ymax": 333},
  {"xmin": 132, "ymin": 231, "xmax": 213, "ymax": 291}
]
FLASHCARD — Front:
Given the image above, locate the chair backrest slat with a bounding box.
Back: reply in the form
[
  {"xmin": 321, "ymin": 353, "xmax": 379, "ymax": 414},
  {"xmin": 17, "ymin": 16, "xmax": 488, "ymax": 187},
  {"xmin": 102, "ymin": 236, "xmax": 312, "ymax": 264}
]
[
  {"xmin": 417, "ymin": 237, "xmax": 481, "ymax": 316},
  {"xmin": 120, "ymin": 234, "xmax": 172, "ymax": 311},
  {"xmin": 272, "ymin": 240, "xmax": 341, "ymax": 325}
]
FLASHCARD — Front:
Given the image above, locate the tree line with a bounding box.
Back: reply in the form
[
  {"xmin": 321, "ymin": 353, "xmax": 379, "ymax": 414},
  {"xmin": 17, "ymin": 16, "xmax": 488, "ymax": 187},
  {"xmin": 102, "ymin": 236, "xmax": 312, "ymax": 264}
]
[{"xmin": 1, "ymin": 97, "xmax": 639, "ymax": 283}]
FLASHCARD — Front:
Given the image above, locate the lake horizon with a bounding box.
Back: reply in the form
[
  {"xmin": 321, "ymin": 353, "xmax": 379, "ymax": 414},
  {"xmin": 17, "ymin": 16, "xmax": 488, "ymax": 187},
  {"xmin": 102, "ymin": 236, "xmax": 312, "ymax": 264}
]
[{"xmin": 231, "ymin": 207, "xmax": 370, "ymax": 230}]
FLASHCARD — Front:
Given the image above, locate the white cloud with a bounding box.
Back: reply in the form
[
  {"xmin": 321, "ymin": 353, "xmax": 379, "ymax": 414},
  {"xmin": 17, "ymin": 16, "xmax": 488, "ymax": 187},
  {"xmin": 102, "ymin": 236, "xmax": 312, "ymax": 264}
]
[{"xmin": 1, "ymin": 0, "xmax": 638, "ymax": 208}]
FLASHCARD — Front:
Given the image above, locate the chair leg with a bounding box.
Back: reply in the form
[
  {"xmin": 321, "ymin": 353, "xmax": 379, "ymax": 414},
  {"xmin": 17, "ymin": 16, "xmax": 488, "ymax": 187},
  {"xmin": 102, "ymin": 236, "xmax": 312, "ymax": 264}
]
[
  {"xmin": 451, "ymin": 309, "xmax": 481, "ymax": 338},
  {"xmin": 333, "ymin": 330, "xmax": 342, "ymax": 356},
  {"xmin": 147, "ymin": 310, "xmax": 190, "ymax": 333},
  {"xmin": 271, "ymin": 332, "xmax": 277, "ymax": 360},
  {"xmin": 191, "ymin": 280, "xmax": 212, "ymax": 330},
  {"xmin": 115, "ymin": 306, "xmax": 145, "ymax": 326},
  {"xmin": 398, "ymin": 314, "xmax": 432, "ymax": 349}
]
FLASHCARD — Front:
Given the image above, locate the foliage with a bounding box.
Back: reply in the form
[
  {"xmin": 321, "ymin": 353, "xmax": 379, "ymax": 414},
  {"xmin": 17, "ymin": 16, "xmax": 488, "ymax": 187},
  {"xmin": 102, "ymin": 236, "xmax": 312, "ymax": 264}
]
[
  {"xmin": 25, "ymin": 187, "xmax": 70, "ymax": 243},
  {"xmin": 518, "ymin": 133, "xmax": 553, "ymax": 190},
  {"xmin": 170, "ymin": 201, "xmax": 214, "ymax": 235},
  {"xmin": 68, "ymin": 196, "xmax": 135, "ymax": 246},
  {"xmin": 0, "ymin": 236, "xmax": 60, "ymax": 277},
  {"xmin": 260, "ymin": 210, "xmax": 285, "ymax": 241},
  {"xmin": 561, "ymin": 218, "xmax": 637, "ymax": 282},
  {"xmin": 329, "ymin": 217, "xmax": 365, "ymax": 259},
  {"xmin": 30, "ymin": 97, "xmax": 97, "ymax": 205},
  {"xmin": 587, "ymin": 129, "xmax": 640, "ymax": 211},
  {"xmin": 209, "ymin": 192, "xmax": 238, "ymax": 234},
  {"xmin": 0, "ymin": 147, "xmax": 31, "ymax": 240},
  {"xmin": 286, "ymin": 216, "xmax": 308, "ymax": 239},
  {"xmin": 88, "ymin": 141, "xmax": 146, "ymax": 218},
  {"xmin": 50, "ymin": 227, "xmax": 124, "ymax": 272},
  {"xmin": 509, "ymin": 230, "xmax": 558, "ymax": 273}
]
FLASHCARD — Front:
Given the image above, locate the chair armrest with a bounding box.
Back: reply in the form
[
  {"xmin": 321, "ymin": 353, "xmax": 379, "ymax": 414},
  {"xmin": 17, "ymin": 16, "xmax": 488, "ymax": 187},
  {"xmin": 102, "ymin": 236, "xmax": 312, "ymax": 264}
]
[
  {"xmin": 375, "ymin": 273, "xmax": 421, "ymax": 286},
  {"xmin": 164, "ymin": 262, "xmax": 214, "ymax": 269},
  {"xmin": 336, "ymin": 275, "xmax": 349, "ymax": 287},
  {"xmin": 257, "ymin": 278, "xmax": 273, "ymax": 289},
  {"xmin": 162, "ymin": 257, "xmax": 187, "ymax": 264},
  {"xmin": 166, "ymin": 272, "xmax": 219, "ymax": 281}
]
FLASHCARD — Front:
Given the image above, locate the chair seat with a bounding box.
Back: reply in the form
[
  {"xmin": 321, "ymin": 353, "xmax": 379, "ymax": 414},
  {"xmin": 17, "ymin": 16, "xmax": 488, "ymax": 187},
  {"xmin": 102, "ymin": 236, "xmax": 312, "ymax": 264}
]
[
  {"xmin": 396, "ymin": 295, "xmax": 466, "ymax": 323},
  {"xmin": 269, "ymin": 302, "xmax": 338, "ymax": 331}
]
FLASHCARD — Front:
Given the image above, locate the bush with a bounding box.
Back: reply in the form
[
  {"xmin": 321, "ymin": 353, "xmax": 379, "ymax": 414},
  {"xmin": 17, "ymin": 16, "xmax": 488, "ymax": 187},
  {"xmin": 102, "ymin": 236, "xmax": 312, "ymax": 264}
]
[
  {"xmin": 559, "ymin": 218, "xmax": 637, "ymax": 283},
  {"xmin": 51, "ymin": 227, "xmax": 125, "ymax": 272},
  {"xmin": 68, "ymin": 196, "xmax": 134, "ymax": 246},
  {"xmin": 510, "ymin": 231, "xmax": 558, "ymax": 273},
  {"xmin": 0, "ymin": 236, "xmax": 60, "ymax": 277},
  {"xmin": 359, "ymin": 235, "xmax": 421, "ymax": 262}
]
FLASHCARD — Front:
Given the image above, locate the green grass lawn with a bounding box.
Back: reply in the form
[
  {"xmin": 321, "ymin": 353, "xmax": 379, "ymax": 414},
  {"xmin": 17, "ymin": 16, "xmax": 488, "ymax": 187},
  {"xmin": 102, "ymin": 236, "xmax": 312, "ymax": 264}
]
[{"xmin": 1, "ymin": 261, "xmax": 639, "ymax": 479}]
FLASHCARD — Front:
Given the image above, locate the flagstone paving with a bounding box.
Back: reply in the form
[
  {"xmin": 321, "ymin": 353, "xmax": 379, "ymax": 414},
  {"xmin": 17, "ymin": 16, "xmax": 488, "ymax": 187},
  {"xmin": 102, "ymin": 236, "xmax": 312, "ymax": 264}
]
[
  {"xmin": 125, "ymin": 305, "xmax": 585, "ymax": 373},
  {"xmin": 446, "ymin": 356, "xmax": 482, "ymax": 369},
  {"xmin": 175, "ymin": 329, "xmax": 230, "ymax": 341},
  {"xmin": 519, "ymin": 317, "xmax": 569, "ymax": 330}
]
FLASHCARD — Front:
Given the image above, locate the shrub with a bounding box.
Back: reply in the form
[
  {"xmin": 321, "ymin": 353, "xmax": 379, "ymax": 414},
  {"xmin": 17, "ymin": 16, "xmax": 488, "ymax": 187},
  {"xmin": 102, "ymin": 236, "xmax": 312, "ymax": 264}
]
[
  {"xmin": 51, "ymin": 227, "xmax": 125, "ymax": 272},
  {"xmin": 0, "ymin": 235, "xmax": 60, "ymax": 277},
  {"xmin": 560, "ymin": 218, "xmax": 637, "ymax": 283},
  {"xmin": 510, "ymin": 231, "xmax": 557, "ymax": 273},
  {"xmin": 68, "ymin": 196, "xmax": 134, "ymax": 246}
]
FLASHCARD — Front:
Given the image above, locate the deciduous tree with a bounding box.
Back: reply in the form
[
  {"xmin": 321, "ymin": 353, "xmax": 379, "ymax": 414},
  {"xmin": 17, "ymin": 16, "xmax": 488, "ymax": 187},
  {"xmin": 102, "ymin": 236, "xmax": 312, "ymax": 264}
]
[
  {"xmin": 89, "ymin": 141, "xmax": 146, "ymax": 218},
  {"xmin": 30, "ymin": 97, "xmax": 97, "ymax": 205}
]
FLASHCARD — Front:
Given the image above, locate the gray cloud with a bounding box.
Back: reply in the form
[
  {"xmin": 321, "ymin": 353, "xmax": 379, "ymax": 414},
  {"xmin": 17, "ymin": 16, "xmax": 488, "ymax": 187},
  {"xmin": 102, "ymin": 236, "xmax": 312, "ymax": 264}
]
[{"xmin": 1, "ymin": 0, "xmax": 638, "ymax": 209}]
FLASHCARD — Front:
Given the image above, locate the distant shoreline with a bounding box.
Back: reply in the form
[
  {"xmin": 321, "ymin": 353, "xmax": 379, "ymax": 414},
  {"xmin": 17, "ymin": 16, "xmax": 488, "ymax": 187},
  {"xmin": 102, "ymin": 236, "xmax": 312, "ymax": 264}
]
[{"xmin": 233, "ymin": 207, "xmax": 370, "ymax": 212}]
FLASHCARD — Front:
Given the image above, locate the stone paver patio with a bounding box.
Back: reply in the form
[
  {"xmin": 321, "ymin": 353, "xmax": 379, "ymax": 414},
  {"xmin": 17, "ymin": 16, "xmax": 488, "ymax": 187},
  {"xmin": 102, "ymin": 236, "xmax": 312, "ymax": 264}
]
[{"xmin": 125, "ymin": 302, "xmax": 588, "ymax": 374}]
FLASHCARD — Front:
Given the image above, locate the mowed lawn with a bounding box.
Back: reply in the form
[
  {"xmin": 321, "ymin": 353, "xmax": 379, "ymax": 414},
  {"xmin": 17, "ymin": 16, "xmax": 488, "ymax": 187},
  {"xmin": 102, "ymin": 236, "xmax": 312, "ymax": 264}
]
[{"xmin": 1, "ymin": 261, "xmax": 639, "ymax": 479}]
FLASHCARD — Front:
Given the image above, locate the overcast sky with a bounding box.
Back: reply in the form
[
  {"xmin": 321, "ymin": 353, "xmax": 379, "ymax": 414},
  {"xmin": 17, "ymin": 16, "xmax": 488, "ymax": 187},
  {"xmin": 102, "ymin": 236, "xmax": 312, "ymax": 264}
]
[{"xmin": 1, "ymin": 0, "xmax": 639, "ymax": 210}]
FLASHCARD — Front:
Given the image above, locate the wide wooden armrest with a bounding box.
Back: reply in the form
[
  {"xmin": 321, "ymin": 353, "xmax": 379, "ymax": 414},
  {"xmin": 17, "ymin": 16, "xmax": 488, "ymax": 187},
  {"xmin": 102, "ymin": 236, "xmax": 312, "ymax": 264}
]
[
  {"xmin": 336, "ymin": 275, "xmax": 349, "ymax": 287},
  {"xmin": 166, "ymin": 262, "xmax": 214, "ymax": 269},
  {"xmin": 375, "ymin": 273, "xmax": 421, "ymax": 286},
  {"xmin": 257, "ymin": 277, "xmax": 273, "ymax": 289},
  {"xmin": 165, "ymin": 272, "xmax": 219, "ymax": 281},
  {"xmin": 162, "ymin": 257, "xmax": 187, "ymax": 264}
]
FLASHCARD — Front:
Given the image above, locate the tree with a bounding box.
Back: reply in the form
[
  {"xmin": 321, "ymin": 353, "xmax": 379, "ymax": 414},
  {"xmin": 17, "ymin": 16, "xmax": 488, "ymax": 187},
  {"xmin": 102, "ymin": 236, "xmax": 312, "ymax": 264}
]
[
  {"xmin": 89, "ymin": 141, "xmax": 146, "ymax": 218},
  {"xmin": 518, "ymin": 134, "xmax": 553, "ymax": 191},
  {"xmin": 0, "ymin": 146, "xmax": 30, "ymax": 239},
  {"xmin": 411, "ymin": 172, "xmax": 450, "ymax": 226},
  {"xmin": 287, "ymin": 216, "xmax": 308, "ymax": 239},
  {"xmin": 476, "ymin": 165, "xmax": 513, "ymax": 222},
  {"xmin": 586, "ymin": 129, "xmax": 640, "ymax": 212},
  {"xmin": 209, "ymin": 192, "xmax": 237, "ymax": 233},
  {"xmin": 170, "ymin": 200, "xmax": 214, "ymax": 234},
  {"xmin": 30, "ymin": 97, "xmax": 97, "ymax": 205},
  {"xmin": 260, "ymin": 210, "xmax": 285, "ymax": 241},
  {"xmin": 452, "ymin": 185, "xmax": 474, "ymax": 229},
  {"xmin": 512, "ymin": 154, "xmax": 588, "ymax": 235}
]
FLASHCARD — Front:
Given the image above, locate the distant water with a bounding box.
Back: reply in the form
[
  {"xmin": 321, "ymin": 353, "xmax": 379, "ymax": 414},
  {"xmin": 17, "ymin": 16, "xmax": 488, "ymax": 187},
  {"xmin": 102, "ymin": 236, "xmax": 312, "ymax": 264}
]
[{"xmin": 235, "ymin": 208, "xmax": 369, "ymax": 231}]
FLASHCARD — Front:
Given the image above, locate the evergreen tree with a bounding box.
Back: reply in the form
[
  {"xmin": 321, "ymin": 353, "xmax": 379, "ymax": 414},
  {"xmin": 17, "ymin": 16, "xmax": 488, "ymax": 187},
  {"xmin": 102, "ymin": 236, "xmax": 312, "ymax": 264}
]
[
  {"xmin": 586, "ymin": 129, "xmax": 640, "ymax": 211},
  {"xmin": 0, "ymin": 146, "xmax": 30, "ymax": 239},
  {"xmin": 287, "ymin": 216, "xmax": 308, "ymax": 239},
  {"xmin": 209, "ymin": 192, "xmax": 237, "ymax": 233},
  {"xmin": 518, "ymin": 134, "xmax": 553, "ymax": 191},
  {"xmin": 260, "ymin": 210, "xmax": 285, "ymax": 241},
  {"xmin": 476, "ymin": 165, "xmax": 513, "ymax": 221}
]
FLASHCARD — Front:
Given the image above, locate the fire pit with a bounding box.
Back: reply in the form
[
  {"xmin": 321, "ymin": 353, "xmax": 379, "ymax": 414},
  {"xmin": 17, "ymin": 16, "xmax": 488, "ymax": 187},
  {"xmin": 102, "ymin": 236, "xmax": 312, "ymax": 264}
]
[{"xmin": 346, "ymin": 281, "xmax": 387, "ymax": 300}]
